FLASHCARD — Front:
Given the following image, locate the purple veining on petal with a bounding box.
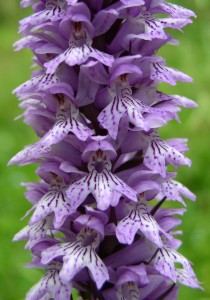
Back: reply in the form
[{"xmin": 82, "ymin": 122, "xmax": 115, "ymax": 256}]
[
  {"xmin": 19, "ymin": 0, "xmax": 66, "ymax": 33},
  {"xmin": 13, "ymin": 72, "xmax": 61, "ymax": 96},
  {"xmin": 26, "ymin": 262, "xmax": 72, "ymax": 300},
  {"xmin": 159, "ymin": 2, "xmax": 197, "ymax": 19},
  {"xmin": 41, "ymin": 228, "xmax": 109, "ymax": 288},
  {"xmin": 116, "ymin": 195, "xmax": 165, "ymax": 247},
  {"xmin": 9, "ymin": 101, "xmax": 93, "ymax": 165},
  {"xmin": 150, "ymin": 61, "xmax": 193, "ymax": 85},
  {"xmin": 30, "ymin": 182, "xmax": 74, "ymax": 228},
  {"xmin": 66, "ymin": 151, "xmax": 137, "ymax": 210},
  {"xmin": 175, "ymin": 269, "xmax": 202, "ymax": 289},
  {"xmin": 44, "ymin": 21, "xmax": 114, "ymax": 74},
  {"xmin": 143, "ymin": 130, "xmax": 191, "ymax": 177},
  {"xmin": 98, "ymin": 80, "xmax": 174, "ymax": 139},
  {"xmin": 14, "ymin": 215, "xmax": 53, "ymax": 249},
  {"xmin": 153, "ymin": 244, "xmax": 195, "ymax": 283},
  {"xmin": 157, "ymin": 179, "xmax": 196, "ymax": 206}
]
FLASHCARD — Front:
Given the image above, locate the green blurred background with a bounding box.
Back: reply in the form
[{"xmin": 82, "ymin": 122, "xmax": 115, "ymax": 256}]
[{"xmin": 0, "ymin": 1, "xmax": 210, "ymax": 299}]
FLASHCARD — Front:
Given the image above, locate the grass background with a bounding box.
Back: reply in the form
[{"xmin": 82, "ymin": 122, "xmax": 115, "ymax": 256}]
[{"xmin": 0, "ymin": 1, "xmax": 210, "ymax": 299}]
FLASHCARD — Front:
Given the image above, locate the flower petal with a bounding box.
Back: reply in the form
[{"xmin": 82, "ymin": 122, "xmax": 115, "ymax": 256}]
[
  {"xmin": 116, "ymin": 200, "xmax": 164, "ymax": 247},
  {"xmin": 66, "ymin": 169, "xmax": 137, "ymax": 211},
  {"xmin": 26, "ymin": 263, "xmax": 72, "ymax": 300},
  {"xmin": 157, "ymin": 179, "xmax": 196, "ymax": 205},
  {"xmin": 93, "ymin": 8, "xmax": 119, "ymax": 36},
  {"xmin": 154, "ymin": 246, "xmax": 195, "ymax": 283},
  {"xmin": 42, "ymin": 229, "xmax": 109, "ymax": 289},
  {"xmin": 13, "ymin": 73, "xmax": 60, "ymax": 96},
  {"xmin": 19, "ymin": 5, "xmax": 65, "ymax": 33},
  {"xmin": 45, "ymin": 43, "xmax": 114, "ymax": 74},
  {"xmin": 175, "ymin": 269, "xmax": 202, "ymax": 289},
  {"xmin": 150, "ymin": 62, "xmax": 193, "ymax": 85},
  {"xmin": 144, "ymin": 131, "xmax": 191, "ymax": 177},
  {"xmin": 160, "ymin": 3, "xmax": 196, "ymax": 18},
  {"xmin": 30, "ymin": 183, "xmax": 73, "ymax": 228}
]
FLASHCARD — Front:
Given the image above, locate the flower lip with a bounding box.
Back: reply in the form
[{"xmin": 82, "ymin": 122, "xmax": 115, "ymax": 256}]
[
  {"xmin": 41, "ymin": 227, "xmax": 109, "ymax": 289},
  {"xmin": 25, "ymin": 262, "xmax": 72, "ymax": 300}
]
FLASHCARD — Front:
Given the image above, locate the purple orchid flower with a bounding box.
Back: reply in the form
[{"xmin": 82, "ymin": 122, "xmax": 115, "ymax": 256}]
[{"xmin": 11, "ymin": 1, "xmax": 201, "ymax": 299}]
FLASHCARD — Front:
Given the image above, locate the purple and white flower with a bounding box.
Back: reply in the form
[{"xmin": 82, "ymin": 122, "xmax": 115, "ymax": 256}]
[{"xmin": 11, "ymin": 0, "xmax": 201, "ymax": 299}]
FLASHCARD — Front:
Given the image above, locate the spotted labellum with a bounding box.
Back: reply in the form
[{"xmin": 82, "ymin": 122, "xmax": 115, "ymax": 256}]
[{"xmin": 11, "ymin": 0, "xmax": 201, "ymax": 299}]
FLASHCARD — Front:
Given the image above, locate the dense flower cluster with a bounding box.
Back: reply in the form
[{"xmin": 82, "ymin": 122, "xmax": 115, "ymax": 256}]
[{"xmin": 11, "ymin": 0, "xmax": 201, "ymax": 299}]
